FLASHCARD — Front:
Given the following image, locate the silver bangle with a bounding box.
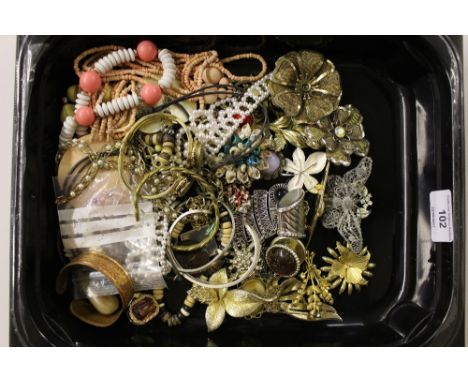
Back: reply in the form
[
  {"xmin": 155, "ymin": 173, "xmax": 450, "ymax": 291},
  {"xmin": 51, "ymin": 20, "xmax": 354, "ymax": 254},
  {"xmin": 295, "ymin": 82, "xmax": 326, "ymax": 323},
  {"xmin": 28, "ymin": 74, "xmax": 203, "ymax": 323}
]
[
  {"xmin": 167, "ymin": 202, "xmax": 235, "ymax": 274},
  {"xmin": 168, "ymin": 222, "xmax": 261, "ymax": 289}
]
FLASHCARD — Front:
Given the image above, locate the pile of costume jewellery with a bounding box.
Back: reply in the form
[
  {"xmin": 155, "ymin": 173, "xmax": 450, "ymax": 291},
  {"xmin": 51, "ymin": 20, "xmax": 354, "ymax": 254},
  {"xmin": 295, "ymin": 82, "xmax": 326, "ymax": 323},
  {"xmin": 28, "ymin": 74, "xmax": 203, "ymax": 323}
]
[{"xmin": 55, "ymin": 41, "xmax": 375, "ymax": 331}]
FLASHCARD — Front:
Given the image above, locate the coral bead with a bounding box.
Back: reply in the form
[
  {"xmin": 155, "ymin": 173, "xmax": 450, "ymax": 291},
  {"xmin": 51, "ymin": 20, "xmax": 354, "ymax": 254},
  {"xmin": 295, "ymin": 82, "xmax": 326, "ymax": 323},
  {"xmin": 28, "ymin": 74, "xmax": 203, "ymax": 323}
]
[
  {"xmin": 79, "ymin": 71, "xmax": 102, "ymax": 93},
  {"xmin": 75, "ymin": 107, "xmax": 96, "ymax": 126},
  {"xmin": 137, "ymin": 40, "xmax": 158, "ymax": 62},
  {"xmin": 140, "ymin": 83, "xmax": 162, "ymax": 106}
]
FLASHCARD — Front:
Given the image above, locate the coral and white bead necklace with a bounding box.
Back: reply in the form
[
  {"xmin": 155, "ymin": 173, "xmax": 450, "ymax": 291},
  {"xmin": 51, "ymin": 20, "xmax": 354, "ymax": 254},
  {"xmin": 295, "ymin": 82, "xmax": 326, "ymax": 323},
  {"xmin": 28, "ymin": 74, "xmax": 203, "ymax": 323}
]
[{"xmin": 75, "ymin": 41, "xmax": 176, "ymax": 126}]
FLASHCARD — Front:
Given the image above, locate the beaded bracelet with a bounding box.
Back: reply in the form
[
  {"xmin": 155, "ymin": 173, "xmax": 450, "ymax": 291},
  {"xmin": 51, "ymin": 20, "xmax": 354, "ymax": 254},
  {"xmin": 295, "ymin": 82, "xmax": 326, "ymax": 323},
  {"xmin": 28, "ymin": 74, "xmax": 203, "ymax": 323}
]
[{"xmin": 153, "ymin": 288, "xmax": 197, "ymax": 328}]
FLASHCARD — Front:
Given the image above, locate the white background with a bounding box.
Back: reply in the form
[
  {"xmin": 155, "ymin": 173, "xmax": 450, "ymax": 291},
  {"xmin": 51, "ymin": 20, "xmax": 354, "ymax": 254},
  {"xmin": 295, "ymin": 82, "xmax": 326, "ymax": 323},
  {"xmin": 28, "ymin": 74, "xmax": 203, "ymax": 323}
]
[
  {"xmin": 0, "ymin": 35, "xmax": 15, "ymax": 347},
  {"xmin": 0, "ymin": 35, "xmax": 466, "ymax": 347}
]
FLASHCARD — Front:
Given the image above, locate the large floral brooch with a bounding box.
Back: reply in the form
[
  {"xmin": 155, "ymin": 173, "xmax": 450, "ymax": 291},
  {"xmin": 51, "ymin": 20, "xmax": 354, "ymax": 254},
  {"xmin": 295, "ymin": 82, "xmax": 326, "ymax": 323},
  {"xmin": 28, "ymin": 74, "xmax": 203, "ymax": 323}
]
[{"xmin": 269, "ymin": 50, "xmax": 342, "ymax": 124}]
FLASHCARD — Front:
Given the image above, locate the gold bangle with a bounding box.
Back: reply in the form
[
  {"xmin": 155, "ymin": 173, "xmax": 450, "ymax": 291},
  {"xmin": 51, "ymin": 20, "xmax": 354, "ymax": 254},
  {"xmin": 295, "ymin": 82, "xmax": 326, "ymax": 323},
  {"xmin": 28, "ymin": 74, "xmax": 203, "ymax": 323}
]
[
  {"xmin": 118, "ymin": 112, "xmax": 194, "ymax": 192},
  {"xmin": 169, "ymin": 191, "xmax": 220, "ymax": 252},
  {"xmin": 56, "ymin": 251, "xmax": 134, "ymax": 328},
  {"xmin": 187, "ymin": 139, "xmax": 203, "ymax": 169}
]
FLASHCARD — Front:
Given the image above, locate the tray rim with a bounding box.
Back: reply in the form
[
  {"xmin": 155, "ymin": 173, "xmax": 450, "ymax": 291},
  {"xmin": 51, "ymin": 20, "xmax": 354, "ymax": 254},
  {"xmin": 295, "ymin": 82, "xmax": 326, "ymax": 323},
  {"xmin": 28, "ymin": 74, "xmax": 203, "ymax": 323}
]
[{"xmin": 9, "ymin": 35, "xmax": 465, "ymax": 346}]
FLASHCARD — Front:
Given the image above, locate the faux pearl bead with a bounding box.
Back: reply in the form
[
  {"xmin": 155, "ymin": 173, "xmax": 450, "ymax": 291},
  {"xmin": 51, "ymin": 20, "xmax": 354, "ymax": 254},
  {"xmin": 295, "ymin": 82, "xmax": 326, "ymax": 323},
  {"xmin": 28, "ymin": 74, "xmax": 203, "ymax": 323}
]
[
  {"xmin": 140, "ymin": 83, "xmax": 162, "ymax": 106},
  {"xmin": 75, "ymin": 106, "xmax": 96, "ymax": 126},
  {"xmin": 137, "ymin": 40, "xmax": 158, "ymax": 62},
  {"xmin": 262, "ymin": 152, "xmax": 281, "ymax": 176},
  {"xmin": 79, "ymin": 70, "xmax": 102, "ymax": 93},
  {"xmin": 334, "ymin": 126, "xmax": 346, "ymax": 138},
  {"xmin": 202, "ymin": 67, "xmax": 222, "ymax": 84}
]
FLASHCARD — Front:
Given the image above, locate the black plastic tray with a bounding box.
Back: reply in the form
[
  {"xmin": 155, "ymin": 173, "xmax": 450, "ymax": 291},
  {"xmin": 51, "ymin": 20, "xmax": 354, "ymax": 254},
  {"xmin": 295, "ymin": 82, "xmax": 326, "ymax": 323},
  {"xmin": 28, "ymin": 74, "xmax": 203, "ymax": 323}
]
[{"xmin": 10, "ymin": 36, "xmax": 465, "ymax": 346}]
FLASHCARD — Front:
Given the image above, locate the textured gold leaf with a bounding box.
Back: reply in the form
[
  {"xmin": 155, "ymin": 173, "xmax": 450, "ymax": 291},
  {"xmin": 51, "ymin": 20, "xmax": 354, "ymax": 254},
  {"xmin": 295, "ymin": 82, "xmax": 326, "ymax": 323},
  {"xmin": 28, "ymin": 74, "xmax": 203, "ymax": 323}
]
[
  {"xmin": 318, "ymin": 303, "xmax": 343, "ymax": 321},
  {"xmin": 273, "ymin": 135, "xmax": 287, "ymax": 151},
  {"xmin": 340, "ymin": 140, "xmax": 355, "ymax": 155},
  {"xmin": 205, "ymin": 300, "xmax": 226, "ymax": 332},
  {"xmin": 281, "ymin": 128, "xmax": 307, "ymax": 148},
  {"xmin": 242, "ymin": 278, "xmax": 266, "ymax": 295},
  {"xmin": 189, "ymin": 286, "xmax": 218, "ymax": 304},
  {"xmin": 335, "ymin": 106, "xmax": 351, "ymax": 125},
  {"xmin": 223, "ymin": 279, "xmax": 266, "ymax": 318},
  {"xmin": 209, "ymin": 268, "xmax": 228, "ymax": 299},
  {"xmin": 224, "ymin": 290, "xmax": 263, "ymax": 318}
]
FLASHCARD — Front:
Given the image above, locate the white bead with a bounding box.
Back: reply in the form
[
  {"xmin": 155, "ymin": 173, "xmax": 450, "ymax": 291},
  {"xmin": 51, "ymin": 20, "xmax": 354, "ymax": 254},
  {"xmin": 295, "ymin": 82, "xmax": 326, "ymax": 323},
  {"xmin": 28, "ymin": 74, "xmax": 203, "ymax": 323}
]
[
  {"xmin": 94, "ymin": 48, "xmax": 137, "ymax": 74},
  {"xmin": 158, "ymin": 49, "xmax": 175, "ymax": 89},
  {"xmin": 95, "ymin": 104, "xmax": 104, "ymax": 118},
  {"xmin": 131, "ymin": 92, "xmax": 140, "ymax": 105},
  {"xmin": 164, "ymin": 62, "xmax": 176, "ymax": 71},
  {"xmin": 116, "ymin": 97, "xmax": 124, "ymax": 110},
  {"xmin": 122, "ymin": 95, "xmax": 130, "ymax": 109},
  {"xmin": 58, "ymin": 116, "xmax": 78, "ymax": 150},
  {"xmin": 94, "ymin": 92, "xmax": 139, "ymax": 117},
  {"xmin": 107, "ymin": 101, "xmax": 116, "ymax": 114},
  {"xmin": 101, "ymin": 102, "xmax": 109, "ymax": 116},
  {"xmin": 76, "ymin": 125, "xmax": 88, "ymax": 137},
  {"xmin": 159, "ymin": 78, "xmax": 170, "ymax": 89},
  {"xmin": 75, "ymin": 91, "xmax": 90, "ymax": 110}
]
